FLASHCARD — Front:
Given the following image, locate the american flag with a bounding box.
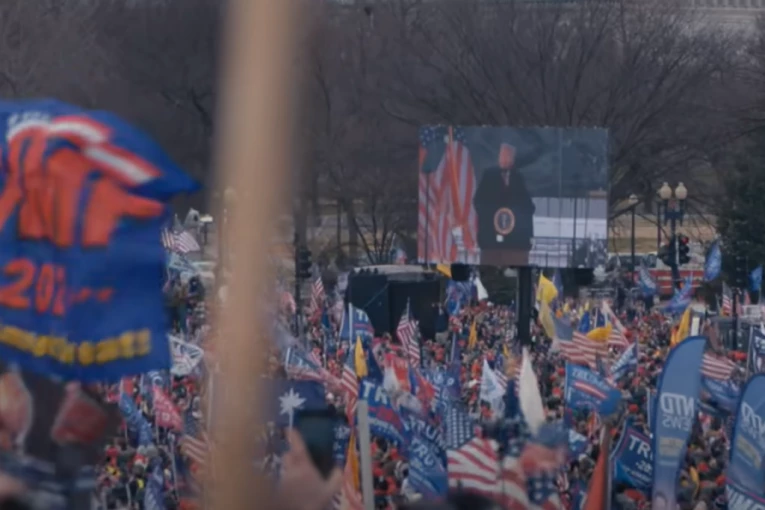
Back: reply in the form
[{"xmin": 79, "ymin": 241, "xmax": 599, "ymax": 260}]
[
  {"xmin": 722, "ymin": 283, "xmax": 732, "ymax": 315},
  {"xmin": 397, "ymin": 300, "xmax": 420, "ymax": 366},
  {"xmin": 162, "ymin": 228, "xmax": 201, "ymax": 254},
  {"xmin": 446, "ymin": 405, "xmax": 499, "ymax": 498},
  {"xmin": 309, "ymin": 274, "xmax": 325, "ymax": 315},
  {"xmin": 340, "ymin": 348, "xmax": 358, "ymax": 401},
  {"xmin": 554, "ymin": 316, "xmax": 606, "ymax": 369},
  {"xmin": 417, "ymin": 126, "xmax": 478, "ymax": 264},
  {"xmin": 701, "ymin": 352, "xmax": 737, "ymax": 380},
  {"xmin": 181, "ymin": 411, "xmax": 210, "ymax": 471}
]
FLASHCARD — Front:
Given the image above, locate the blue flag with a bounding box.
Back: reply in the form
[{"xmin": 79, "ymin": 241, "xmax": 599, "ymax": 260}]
[
  {"xmin": 751, "ymin": 266, "xmax": 763, "ymax": 293},
  {"xmin": 333, "ymin": 423, "xmax": 351, "ymax": 467},
  {"xmin": 564, "ymin": 364, "xmax": 622, "ymax": 416},
  {"xmin": 407, "ymin": 437, "xmax": 448, "ymax": 498},
  {"xmin": 637, "ymin": 266, "xmax": 658, "ymax": 297},
  {"xmin": 704, "ymin": 240, "xmax": 722, "ymax": 282},
  {"xmin": 401, "ymin": 408, "xmax": 446, "ymax": 463},
  {"xmin": 567, "ymin": 429, "xmax": 588, "ymax": 459},
  {"xmin": 728, "ymin": 374, "xmax": 765, "ymax": 497},
  {"xmin": 269, "ymin": 380, "xmax": 327, "ymax": 426},
  {"xmin": 699, "ymin": 377, "xmax": 740, "ymax": 416},
  {"xmin": 0, "ymin": 100, "xmax": 197, "ymax": 381},
  {"xmin": 359, "ymin": 379, "xmax": 406, "ymax": 445},
  {"xmin": 610, "ymin": 341, "xmax": 638, "ymax": 382},
  {"xmin": 651, "ymin": 335, "xmax": 706, "ymax": 508},
  {"xmin": 611, "ymin": 421, "xmax": 653, "ymax": 494}
]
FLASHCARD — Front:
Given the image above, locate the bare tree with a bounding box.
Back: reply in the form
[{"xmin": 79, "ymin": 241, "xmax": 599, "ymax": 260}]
[
  {"xmin": 91, "ymin": 0, "xmax": 222, "ymax": 197},
  {"xmin": 302, "ymin": 4, "xmax": 415, "ymax": 264},
  {"xmin": 382, "ymin": 0, "xmax": 746, "ymax": 216}
]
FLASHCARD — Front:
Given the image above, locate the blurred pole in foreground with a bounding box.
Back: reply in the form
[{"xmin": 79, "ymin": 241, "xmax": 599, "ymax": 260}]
[{"xmin": 209, "ymin": 0, "xmax": 297, "ymax": 509}]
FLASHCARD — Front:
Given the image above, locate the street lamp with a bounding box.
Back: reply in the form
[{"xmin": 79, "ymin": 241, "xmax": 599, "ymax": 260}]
[
  {"xmin": 657, "ymin": 182, "xmax": 688, "ymax": 290},
  {"xmin": 628, "ymin": 194, "xmax": 639, "ymax": 283}
]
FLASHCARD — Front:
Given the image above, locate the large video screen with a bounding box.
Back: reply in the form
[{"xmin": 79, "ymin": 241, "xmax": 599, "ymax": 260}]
[{"xmin": 417, "ymin": 126, "xmax": 609, "ymax": 268}]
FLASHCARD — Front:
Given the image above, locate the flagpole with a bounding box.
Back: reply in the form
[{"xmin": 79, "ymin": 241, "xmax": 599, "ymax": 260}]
[{"xmin": 355, "ymin": 400, "xmax": 375, "ymax": 510}]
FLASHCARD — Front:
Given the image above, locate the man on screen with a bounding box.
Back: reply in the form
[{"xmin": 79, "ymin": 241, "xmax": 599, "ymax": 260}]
[{"xmin": 473, "ymin": 143, "xmax": 535, "ymax": 266}]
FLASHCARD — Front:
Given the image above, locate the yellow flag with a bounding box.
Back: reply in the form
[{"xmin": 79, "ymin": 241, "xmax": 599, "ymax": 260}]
[
  {"xmin": 587, "ymin": 323, "xmax": 612, "ymax": 343},
  {"xmin": 671, "ymin": 306, "xmax": 691, "ymax": 348},
  {"xmin": 536, "ymin": 274, "xmax": 558, "ymax": 305},
  {"xmin": 468, "ymin": 319, "xmax": 478, "ymax": 349},
  {"xmin": 502, "ymin": 342, "xmax": 510, "ymax": 361},
  {"xmin": 354, "ymin": 336, "xmax": 367, "ymax": 378},
  {"xmin": 539, "ymin": 301, "xmax": 556, "ymax": 340},
  {"xmin": 345, "ymin": 431, "xmax": 360, "ymax": 491},
  {"xmin": 436, "ymin": 264, "xmax": 452, "ymax": 279}
]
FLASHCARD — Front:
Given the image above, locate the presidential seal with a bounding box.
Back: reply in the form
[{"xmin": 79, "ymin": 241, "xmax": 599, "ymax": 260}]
[{"xmin": 493, "ymin": 207, "xmax": 516, "ymax": 238}]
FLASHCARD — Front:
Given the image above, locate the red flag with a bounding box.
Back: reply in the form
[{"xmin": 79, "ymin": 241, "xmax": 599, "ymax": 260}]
[
  {"xmin": 584, "ymin": 428, "xmax": 612, "ymax": 510},
  {"xmin": 153, "ymin": 386, "xmax": 183, "ymax": 430}
]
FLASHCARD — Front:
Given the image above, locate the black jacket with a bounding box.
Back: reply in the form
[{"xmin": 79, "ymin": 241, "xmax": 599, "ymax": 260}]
[{"xmin": 473, "ymin": 167, "xmax": 535, "ymax": 251}]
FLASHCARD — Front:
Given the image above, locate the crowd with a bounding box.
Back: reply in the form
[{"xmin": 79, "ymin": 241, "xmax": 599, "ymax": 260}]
[{"xmin": 88, "ymin": 257, "xmax": 747, "ymax": 510}]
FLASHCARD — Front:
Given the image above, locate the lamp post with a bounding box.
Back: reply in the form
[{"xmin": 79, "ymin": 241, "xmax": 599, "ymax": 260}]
[
  {"xmin": 627, "ymin": 193, "xmax": 639, "ymax": 285},
  {"xmin": 657, "ymin": 182, "xmax": 688, "ymax": 290}
]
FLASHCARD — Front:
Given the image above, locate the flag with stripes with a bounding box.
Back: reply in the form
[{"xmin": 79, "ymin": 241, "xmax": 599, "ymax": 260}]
[
  {"xmin": 445, "ymin": 404, "xmax": 499, "ymax": 497},
  {"xmin": 397, "ymin": 300, "xmax": 420, "ymax": 366},
  {"xmin": 181, "ymin": 410, "xmax": 210, "ymax": 471},
  {"xmin": 701, "ymin": 352, "xmax": 737, "ymax": 381},
  {"xmin": 722, "ymin": 283, "xmax": 733, "ymax": 316},
  {"xmin": 554, "ymin": 316, "xmax": 606, "ymax": 369},
  {"xmin": 310, "ymin": 274, "xmax": 325, "ymax": 316},
  {"xmin": 163, "ymin": 228, "xmax": 201, "ymax": 254},
  {"xmin": 417, "ymin": 126, "xmax": 479, "ymax": 264},
  {"xmin": 340, "ymin": 348, "xmax": 359, "ymax": 402}
]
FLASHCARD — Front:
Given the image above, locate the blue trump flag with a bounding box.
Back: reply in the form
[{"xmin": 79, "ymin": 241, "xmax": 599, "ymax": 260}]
[
  {"xmin": 704, "ymin": 240, "xmax": 722, "ymax": 282},
  {"xmin": 728, "ymin": 374, "xmax": 765, "ymax": 497},
  {"xmin": 610, "ymin": 341, "xmax": 638, "ymax": 382},
  {"xmin": 637, "ymin": 266, "xmax": 657, "ymax": 297},
  {"xmin": 651, "ymin": 335, "xmax": 706, "ymax": 508},
  {"xmin": 358, "ymin": 379, "xmax": 406, "ymax": 445},
  {"xmin": 407, "ymin": 436, "xmax": 448, "ymax": 499},
  {"xmin": 699, "ymin": 377, "xmax": 740, "ymax": 416},
  {"xmin": 610, "ymin": 421, "xmax": 653, "ymax": 495},
  {"xmin": 564, "ymin": 364, "xmax": 622, "ymax": 416},
  {"xmin": 0, "ymin": 100, "xmax": 198, "ymax": 381},
  {"xmin": 401, "ymin": 408, "xmax": 446, "ymax": 463}
]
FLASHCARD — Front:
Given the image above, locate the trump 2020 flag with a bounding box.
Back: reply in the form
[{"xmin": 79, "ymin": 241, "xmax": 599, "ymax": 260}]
[
  {"xmin": 704, "ymin": 240, "xmax": 722, "ymax": 282},
  {"xmin": 0, "ymin": 100, "xmax": 198, "ymax": 381},
  {"xmin": 728, "ymin": 374, "xmax": 765, "ymax": 499},
  {"xmin": 651, "ymin": 335, "xmax": 706, "ymax": 508},
  {"xmin": 407, "ymin": 436, "xmax": 448, "ymax": 498},
  {"xmin": 359, "ymin": 379, "xmax": 406, "ymax": 445},
  {"xmin": 610, "ymin": 421, "xmax": 653, "ymax": 495},
  {"xmin": 564, "ymin": 364, "xmax": 622, "ymax": 417}
]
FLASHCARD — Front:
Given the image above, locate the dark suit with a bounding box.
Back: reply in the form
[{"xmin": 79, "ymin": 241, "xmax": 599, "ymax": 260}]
[{"xmin": 473, "ymin": 167, "xmax": 535, "ymax": 265}]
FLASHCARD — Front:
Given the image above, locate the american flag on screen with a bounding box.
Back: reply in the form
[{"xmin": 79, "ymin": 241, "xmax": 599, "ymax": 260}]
[
  {"xmin": 722, "ymin": 282, "xmax": 733, "ymax": 315},
  {"xmin": 701, "ymin": 352, "xmax": 737, "ymax": 380},
  {"xmin": 397, "ymin": 299, "xmax": 420, "ymax": 366},
  {"xmin": 446, "ymin": 404, "xmax": 499, "ymax": 497},
  {"xmin": 417, "ymin": 126, "xmax": 478, "ymax": 264}
]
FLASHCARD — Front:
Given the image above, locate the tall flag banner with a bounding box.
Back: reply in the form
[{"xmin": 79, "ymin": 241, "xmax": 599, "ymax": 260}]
[
  {"xmin": 0, "ymin": 100, "xmax": 198, "ymax": 381},
  {"xmin": 727, "ymin": 374, "xmax": 765, "ymax": 502},
  {"xmin": 651, "ymin": 335, "xmax": 707, "ymax": 508},
  {"xmin": 703, "ymin": 240, "xmax": 722, "ymax": 282},
  {"xmin": 610, "ymin": 421, "xmax": 652, "ymax": 495}
]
